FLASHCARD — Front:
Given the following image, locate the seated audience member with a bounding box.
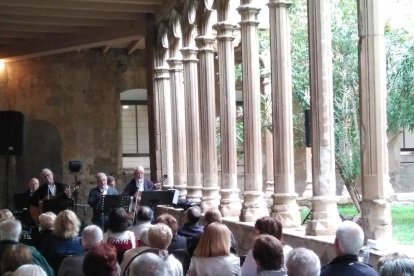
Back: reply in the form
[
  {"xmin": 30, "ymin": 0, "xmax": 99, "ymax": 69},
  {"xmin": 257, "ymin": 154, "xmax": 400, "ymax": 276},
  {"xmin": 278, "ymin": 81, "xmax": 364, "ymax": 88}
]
[
  {"xmin": 0, "ymin": 209, "xmax": 14, "ymax": 222},
  {"xmin": 242, "ymin": 217, "xmax": 292, "ymax": 276},
  {"xmin": 187, "ymin": 209, "xmax": 237, "ymax": 257},
  {"xmin": 130, "ymin": 206, "xmax": 153, "ymax": 244},
  {"xmin": 377, "ymin": 252, "xmax": 414, "ymax": 276},
  {"xmin": 32, "ymin": 212, "xmax": 56, "ymax": 251},
  {"xmin": 156, "ymin": 213, "xmax": 187, "ymax": 253},
  {"xmin": 0, "ymin": 219, "xmax": 53, "ymax": 276},
  {"xmin": 40, "ymin": 210, "xmax": 83, "ymax": 274},
  {"xmin": 58, "ymin": 225, "xmax": 104, "ymax": 276},
  {"xmin": 286, "ymin": 248, "xmax": 320, "ymax": 276},
  {"xmin": 104, "ymin": 207, "xmax": 136, "ymax": 263},
  {"xmin": 130, "ymin": 252, "xmax": 167, "ymax": 276},
  {"xmin": 177, "ymin": 206, "xmax": 203, "ymax": 238},
  {"xmin": 83, "ymin": 243, "xmax": 119, "ymax": 276},
  {"xmin": 120, "ymin": 242, "xmax": 152, "ymax": 274},
  {"xmin": 1, "ymin": 244, "xmax": 33, "ymax": 275},
  {"xmin": 148, "ymin": 223, "xmax": 183, "ymax": 276},
  {"xmin": 12, "ymin": 264, "xmax": 47, "ymax": 276},
  {"xmin": 187, "ymin": 222, "xmax": 240, "ymax": 276},
  {"xmin": 253, "ymin": 234, "xmax": 286, "ymax": 276},
  {"xmin": 320, "ymin": 221, "xmax": 377, "ymax": 276}
]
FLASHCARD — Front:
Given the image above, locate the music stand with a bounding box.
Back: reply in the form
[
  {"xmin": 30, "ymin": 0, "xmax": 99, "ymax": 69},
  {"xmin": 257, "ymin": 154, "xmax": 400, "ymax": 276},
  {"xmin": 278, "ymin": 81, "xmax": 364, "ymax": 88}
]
[
  {"xmin": 140, "ymin": 190, "xmax": 179, "ymax": 206},
  {"xmin": 14, "ymin": 193, "xmax": 29, "ymax": 210},
  {"xmin": 41, "ymin": 199, "xmax": 60, "ymax": 214},
  {"xmin": 98, "ymin": 195, "xmax": 131, "ymax": 228},
  {"xmin": 140, "ymin": 190, "xmax": 179, "ymax": 218}
]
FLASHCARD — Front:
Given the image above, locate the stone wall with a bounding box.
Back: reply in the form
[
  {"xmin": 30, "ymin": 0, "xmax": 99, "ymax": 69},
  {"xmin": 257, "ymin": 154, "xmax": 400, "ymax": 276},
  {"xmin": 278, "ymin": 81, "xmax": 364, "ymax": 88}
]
[{"xmin": 0, "ymin": 49, "xmax": 147, "ymax": 207}]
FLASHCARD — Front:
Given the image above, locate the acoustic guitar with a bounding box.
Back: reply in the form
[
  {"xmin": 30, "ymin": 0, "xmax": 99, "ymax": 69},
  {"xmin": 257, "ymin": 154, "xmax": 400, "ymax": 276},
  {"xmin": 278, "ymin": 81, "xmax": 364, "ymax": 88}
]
[{"xmin": 29, "ymin": 182, "xmax": 81, "ymax": 221}]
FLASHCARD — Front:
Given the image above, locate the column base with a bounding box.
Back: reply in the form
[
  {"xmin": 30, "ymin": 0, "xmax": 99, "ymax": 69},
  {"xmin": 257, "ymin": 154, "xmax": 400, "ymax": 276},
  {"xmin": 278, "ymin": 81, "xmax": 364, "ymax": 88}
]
[
  {"xmin": 264, "ymin": 180, "xmax": 274, "ymax": 211},
  {"xmin": 240, "ymin": 191, "xmax": 269, "ymax": 222},
  {"xmin": 359, "ymin": 199, "xmax": 392, "ymax": 241},
  {"xmin": 219, "ymin": 188, "xmax": 242, "ymax": 218},
  {"xmin": 271, "ymin": 193, "xmax": 301, "ymax": 228},
  {"xmin": 201, "ymin": 186, "xmax": 220, "ymax": 212},
  {"xmin": 186, "ymin": 186, "xmax": 203, "ymax": 202},
  {"xmin": 302, "ymin": 181, "xmax": 313, "ymax": 198},
  {"xmin": 305, "ymin": 196, "xmax": 341, "ymax": 236},
  {"xmin": 175, "ymin": 185, "xmax": 187, "ymax": 199}
]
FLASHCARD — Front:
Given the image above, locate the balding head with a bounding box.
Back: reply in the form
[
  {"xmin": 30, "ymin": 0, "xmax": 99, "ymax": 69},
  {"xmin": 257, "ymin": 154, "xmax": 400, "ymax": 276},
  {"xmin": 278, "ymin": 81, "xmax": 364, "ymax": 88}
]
[{"xmin": 186, "ymin": 206, "xmax": 201, "ymax": 224}]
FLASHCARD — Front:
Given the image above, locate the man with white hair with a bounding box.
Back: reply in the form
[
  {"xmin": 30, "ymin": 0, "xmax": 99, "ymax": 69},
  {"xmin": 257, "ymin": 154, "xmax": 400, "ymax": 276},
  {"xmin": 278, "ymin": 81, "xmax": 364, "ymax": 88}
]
[
  {"xmin": 87, "ymin": 172, "xmax": 118, "ymax": 229},
  {"xmin": 122, "ymin": 166, "xmax": 160, "ymax": 198},
  {"xmin": 0, "ymin": 219, "xmax": 54, "ymax": 276},
  {"xmin": 130, "ymin": 252, "xmax": 167, "ymax": 276},
  {"xmin": 320, "ymin": 221, "xmax": 377, "ymax": 276},
  {"xmin": 31, "ymin": 168, "xmax": 65, "ymax": 207},
  {"xmin": 58, "ymin": 225, "xmax": 104, "ymax": 276},
  {"xmin": 286, "ymin": 247, "xmax": 321, "ymax": 276}
]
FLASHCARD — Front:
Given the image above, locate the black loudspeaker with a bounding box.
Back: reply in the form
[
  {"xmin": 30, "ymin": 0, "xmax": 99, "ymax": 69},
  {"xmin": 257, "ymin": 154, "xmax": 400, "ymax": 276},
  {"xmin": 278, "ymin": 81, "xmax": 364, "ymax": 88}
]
[
  {"xmin": 68, "ymin": 160, "xmax": 82, "ymax": 173},
  {"xmin": 0, "ymin": 111, "xmax": 24, "ymax": 155},
  {"xmin": 304, "ymin": 109, "xmax": 312, "ymax": 147}
]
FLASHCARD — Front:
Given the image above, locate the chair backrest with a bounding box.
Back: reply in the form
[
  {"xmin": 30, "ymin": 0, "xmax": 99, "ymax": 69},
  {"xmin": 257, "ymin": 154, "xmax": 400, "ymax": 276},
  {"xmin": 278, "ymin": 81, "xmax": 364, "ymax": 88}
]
[{"xmin": 171, "ymin": 249, "xmax": 191, "ymax": 275}]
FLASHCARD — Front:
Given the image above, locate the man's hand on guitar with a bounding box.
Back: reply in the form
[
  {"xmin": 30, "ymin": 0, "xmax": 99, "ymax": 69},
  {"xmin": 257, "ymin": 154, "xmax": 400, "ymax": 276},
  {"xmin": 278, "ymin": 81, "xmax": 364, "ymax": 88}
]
[
  {"xmin": 133, "ymin": 191, "xmax": 141, "ymax": 203},
  {"xmin": 154, "ymin": 182, "xmax": 161, "ymax": 190}
]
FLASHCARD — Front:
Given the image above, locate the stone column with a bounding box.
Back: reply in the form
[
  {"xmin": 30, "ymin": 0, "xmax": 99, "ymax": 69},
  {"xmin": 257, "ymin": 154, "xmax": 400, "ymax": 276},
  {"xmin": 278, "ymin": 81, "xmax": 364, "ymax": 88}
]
[
  {"xmin": 215, "ymin": 0, "xmax": 242, "ymax": 218},
  {"xmin": 154, "ymin": 45, "xmax": 174, "ymax": 189},
  {"xmin": 264, "ymin": 129, "xmax": 274, "ymax": 210},
  {"xmin": 268, "ymin": 0, "xmax": 301, "ymax": 228},
  {"xmin": 238, "ymin": 0, "xmax": 268, "ymax": 222},
  {"xmin": 181, "ymin": 9, "xmax": 203, "ymax": 202},
  {"xmin": 358, "ymin": 0, "xmax": 392, "ymax": 241},
  {"xmin": 305, "ymin": 0, "xmax": 341, "ymax": 235},
  {"xmin": 167, "ymin": 15, "xmax": 187, "ymax": 197},
  {"xmin": 196, "ymin": 2, "xmax": 220, "ymax": 210}
]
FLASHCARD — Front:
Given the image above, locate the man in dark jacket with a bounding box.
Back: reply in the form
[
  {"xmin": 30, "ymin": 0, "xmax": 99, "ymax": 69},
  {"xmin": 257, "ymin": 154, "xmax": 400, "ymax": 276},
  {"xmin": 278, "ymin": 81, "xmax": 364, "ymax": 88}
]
[
  {"xmin": 177, "ymin": 206, "xmax": 204, "ymax": 238},
  {"xmin": 320, "ymin": 221, "xmax": 377, "ymax": 276},
  {"xmin": 87, "ymin": 172, "xmax": 118, "ymax": 230},
  {"xmin": 122, "ymin": 166, "xmax": 160, "ymax": 197}
]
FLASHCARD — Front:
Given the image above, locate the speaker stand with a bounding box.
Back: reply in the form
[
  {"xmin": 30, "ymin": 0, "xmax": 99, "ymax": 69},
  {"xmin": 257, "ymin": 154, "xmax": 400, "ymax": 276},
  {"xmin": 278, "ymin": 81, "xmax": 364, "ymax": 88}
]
[{"xmin": 4, "ymin": 155, "xmax": 10, "ymax": 208}]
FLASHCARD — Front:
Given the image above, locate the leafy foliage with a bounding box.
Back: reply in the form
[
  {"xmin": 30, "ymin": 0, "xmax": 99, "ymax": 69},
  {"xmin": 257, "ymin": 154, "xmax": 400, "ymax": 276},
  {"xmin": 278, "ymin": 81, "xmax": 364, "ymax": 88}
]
[{"xmin": 386, "ymin": 28, "xmax": 414, "ymax": 133}]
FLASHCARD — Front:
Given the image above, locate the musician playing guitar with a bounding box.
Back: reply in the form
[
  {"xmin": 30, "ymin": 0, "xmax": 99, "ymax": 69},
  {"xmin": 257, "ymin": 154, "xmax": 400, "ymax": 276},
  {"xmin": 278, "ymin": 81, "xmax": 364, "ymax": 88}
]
[
  {"xmin": 30, "ymin": 168, "xmax": 77, "ymax": 220},
  {"xmin": 122, "ymin": 166, "xmax": 161, "ymax": 199},
  {"xmin": 30, "ymin": 168, "xmax": 65, "ymax": 206}
]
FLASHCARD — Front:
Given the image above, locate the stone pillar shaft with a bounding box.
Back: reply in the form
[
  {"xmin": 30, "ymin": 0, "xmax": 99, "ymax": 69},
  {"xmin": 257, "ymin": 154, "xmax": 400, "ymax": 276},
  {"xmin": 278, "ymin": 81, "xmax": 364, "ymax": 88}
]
[
  {"xmin": 182, "ymin": 45, "xmax": 203, "ymax": 201},
  {"xmin": 154, "ymin": 49, "xmax": 174, "ymax": 189},
  {"xmin": 358, "ymin": 0, "xmax": 392, "ymax": 241},
  {"xmin": 238, "ymin": 0, "xmax": 268, "ymax": 222},
  {"xmin": 168, "ymin": 51, "xmax": 187, "ymax": 198},
  {"xmin": 196, "ymin": 4, "xmax": 220, "ymax": 211},
  {"xmin": 306, "ymin": 0, "xmax": 341, "ymax": 235},
  {"xmin": 268, "ymin": 0, "xmax": 300, "ymax": 228},
  {"xmin": 215, "ymin": 0, "xmax": 241, "ymax": 218}
]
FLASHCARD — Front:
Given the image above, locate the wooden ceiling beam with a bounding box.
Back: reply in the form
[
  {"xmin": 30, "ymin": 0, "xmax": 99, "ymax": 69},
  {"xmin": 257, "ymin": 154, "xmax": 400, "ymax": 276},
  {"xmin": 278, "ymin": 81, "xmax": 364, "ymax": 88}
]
[
  {"xmin": 0, "ymin": 14, "xmax": 133, "ymax": 27},
  {"xmin": 0, "ymin": 23, "xmax": 146, "ymax": 61},
  {"xmin": 127, "ymin": 39, "xmax": 144, "ymax": 55},
  {"xmin": 0, "ymin": 23, "xmax": 77, "ymax": 34},
  {"xmin": 0, "ymin": 0, "xmax": 161, "ymax": 13},
  {"xmin": 0, "ymin": 6, "xmax": 145, "ymax": 20},
  {"xmin": 0, "ymin": 30, "xmax": 46, "ymax": 39},
  {"xmin": 102, "ymin": 45, "xmax": 111, "ymax": 54}
]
